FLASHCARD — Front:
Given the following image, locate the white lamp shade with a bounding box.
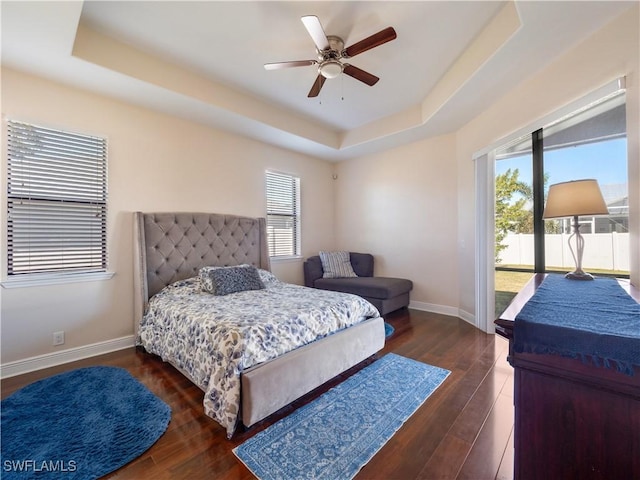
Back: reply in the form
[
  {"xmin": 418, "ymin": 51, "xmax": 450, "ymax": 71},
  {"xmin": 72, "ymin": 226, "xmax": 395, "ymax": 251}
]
[{"xmin": 543, "ymin": 179, "xmax": 609, "ymax": 219}]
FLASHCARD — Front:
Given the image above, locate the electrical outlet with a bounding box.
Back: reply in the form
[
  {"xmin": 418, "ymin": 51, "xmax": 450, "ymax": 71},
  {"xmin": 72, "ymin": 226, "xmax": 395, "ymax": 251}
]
[{"xmin": 53, "ymin": 331, "xmax": 65, "ymax": 346}]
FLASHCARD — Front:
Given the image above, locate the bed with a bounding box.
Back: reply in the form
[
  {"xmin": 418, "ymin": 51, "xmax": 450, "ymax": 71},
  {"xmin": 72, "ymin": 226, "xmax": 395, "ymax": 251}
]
[{"xmin": 133, "ymin": 212, "xmax": 385, "ymax": 437}]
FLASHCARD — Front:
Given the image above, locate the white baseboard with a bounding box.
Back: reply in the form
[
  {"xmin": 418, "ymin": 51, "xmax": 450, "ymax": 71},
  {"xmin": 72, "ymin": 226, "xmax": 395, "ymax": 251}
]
[
  {"xmin": 409, "ymin": 301, "xmax": 476, "ymax": 327},
  {"xmin": 409, "ymin": 300, "xmax": 459, "ymax": 317},
  {"xmin": 458, "ymin": 309, "xmax": 476, "ymax": 326},
  {"xmin": 0, "ymin": 335, "xmax": 136, "ymax": 379}
]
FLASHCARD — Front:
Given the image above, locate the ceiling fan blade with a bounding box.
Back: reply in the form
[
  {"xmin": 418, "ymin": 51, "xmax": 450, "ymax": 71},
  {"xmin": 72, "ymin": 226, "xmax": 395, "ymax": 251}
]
[
  {"xmin": 308, "ymin": 74, "xmax": 326, "ymax": 97},
  {"xmin": 264, "ymin": 60, "xmax": 317, "ymax": 70},
  {"xmin": 343, "ymin": 26, "xmax": 397, "ymax": 58},
  {"xmin": 343, "ymin": 64, "xmax": 379, "ymax": 86},
  {"xmin": 301, "ymin": 15, "xmax": 330, "ymax": 51}
]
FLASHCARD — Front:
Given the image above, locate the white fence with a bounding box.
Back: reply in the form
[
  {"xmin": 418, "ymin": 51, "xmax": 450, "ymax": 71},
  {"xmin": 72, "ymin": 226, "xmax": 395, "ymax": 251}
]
[{"xmin": 499, "ymin": 232, "xmax": 630, "ymax": 272}]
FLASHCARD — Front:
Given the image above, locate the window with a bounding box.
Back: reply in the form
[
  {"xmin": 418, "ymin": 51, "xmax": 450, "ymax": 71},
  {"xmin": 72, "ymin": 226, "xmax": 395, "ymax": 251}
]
[
  {"xmin": 494, "ymin": 92, "xmax": 628, "ymax": 276},
  {"xmin": 542, "ymin": 94, "xmax": 628, "ymax": 275},
  {"xmin": 6, "ymin": 120, "xmax": 107, "ymax": 277},
  {"xmin": 493, "ymin": 91, "xmax": 628, "ymax": 318},
  {"xmin": 265, "ymin": 170, "xmax": 300, "ymax": 257}
]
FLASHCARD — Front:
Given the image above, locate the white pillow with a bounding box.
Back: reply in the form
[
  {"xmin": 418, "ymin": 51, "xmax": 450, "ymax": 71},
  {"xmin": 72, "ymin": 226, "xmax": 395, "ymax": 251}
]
[
  {"xmin": 257, "ymin": 268, "xmax": 280, "ymax": 287},
  {"xmin": 319, "ymin": 251, "xmax": 358, "ymax": 278}
]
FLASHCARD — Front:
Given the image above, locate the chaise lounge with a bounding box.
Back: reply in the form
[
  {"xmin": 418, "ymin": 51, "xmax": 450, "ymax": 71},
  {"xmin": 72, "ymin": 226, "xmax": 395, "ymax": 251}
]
[{"xmin": 303, "ymin": 252, "xmax": 413, "ymax": 316}]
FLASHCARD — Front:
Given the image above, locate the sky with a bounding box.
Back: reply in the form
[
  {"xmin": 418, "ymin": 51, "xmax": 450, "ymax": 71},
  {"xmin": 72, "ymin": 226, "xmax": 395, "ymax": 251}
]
[{"xmin": 495, "ymin": 137, "xmax": 628, "ymax": 190}]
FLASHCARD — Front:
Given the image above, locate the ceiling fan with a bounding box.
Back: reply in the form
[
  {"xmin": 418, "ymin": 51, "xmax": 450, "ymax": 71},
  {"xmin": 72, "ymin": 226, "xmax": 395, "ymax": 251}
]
[{"xmin": 264, "ymin": 15, "xmax": 397, "ymax": 98}]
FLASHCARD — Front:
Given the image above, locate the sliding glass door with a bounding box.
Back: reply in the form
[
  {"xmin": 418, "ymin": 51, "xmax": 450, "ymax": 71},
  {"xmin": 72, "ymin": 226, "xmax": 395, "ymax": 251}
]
[{"xmin": 494, "ymin": 91, "xmax": 628, "ymax": 318}]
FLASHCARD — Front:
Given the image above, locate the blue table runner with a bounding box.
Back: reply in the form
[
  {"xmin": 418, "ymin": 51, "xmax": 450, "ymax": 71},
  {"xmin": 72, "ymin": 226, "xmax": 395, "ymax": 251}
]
[{"xmin": 514, "ymin": 274, "xmax": 640, "ymax": 375}]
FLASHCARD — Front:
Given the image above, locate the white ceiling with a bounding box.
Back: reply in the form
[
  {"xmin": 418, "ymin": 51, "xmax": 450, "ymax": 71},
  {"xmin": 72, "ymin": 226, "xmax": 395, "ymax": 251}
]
[{"xmin": 1, "ymin": 1, "xmax": 635, "ymax": 161}]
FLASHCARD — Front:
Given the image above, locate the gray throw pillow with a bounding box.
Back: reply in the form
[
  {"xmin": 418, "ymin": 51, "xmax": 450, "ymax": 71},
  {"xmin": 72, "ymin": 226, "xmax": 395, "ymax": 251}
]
[
  {"xmin": 199, "ymin": 265, "xmax": 265, "ymax": 295},
  {"xmin": 319, "ymin": 251, "xmax": 358, "ymax": 278}
]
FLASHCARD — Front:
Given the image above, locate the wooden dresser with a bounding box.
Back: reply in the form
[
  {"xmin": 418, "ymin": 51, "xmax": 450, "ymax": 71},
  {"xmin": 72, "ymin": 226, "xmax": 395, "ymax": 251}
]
[{"xmin": 495, "ymin": 274, "xmax": 640, "ymax": 480}]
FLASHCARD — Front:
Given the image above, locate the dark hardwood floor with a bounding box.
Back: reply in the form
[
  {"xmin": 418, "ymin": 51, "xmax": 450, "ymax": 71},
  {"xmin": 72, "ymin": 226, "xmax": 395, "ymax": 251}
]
[{"xmin": 1, "ymin": 309, "xmax": 515, "ymax": 479}]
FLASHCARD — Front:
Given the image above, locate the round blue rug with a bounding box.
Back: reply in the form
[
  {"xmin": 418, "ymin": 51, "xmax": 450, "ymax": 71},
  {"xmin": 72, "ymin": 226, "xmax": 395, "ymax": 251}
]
[
  {"xmin": 1, "ymin": 366, "xmax": 171, "ymax": 480},
  {"xmin": 384, "ymin": 322, "xmax": 395, "ymax": 337}
]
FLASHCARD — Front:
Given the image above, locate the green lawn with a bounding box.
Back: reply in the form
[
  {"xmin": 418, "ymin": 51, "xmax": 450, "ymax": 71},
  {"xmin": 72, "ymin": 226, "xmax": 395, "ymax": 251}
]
[
  {"xmin": 494, "ymin": 270, "xmax": 534, "ymax": 318},
  {"xmin": 495, "ymin": 270, "xmax": 534, "ymax": 293}
]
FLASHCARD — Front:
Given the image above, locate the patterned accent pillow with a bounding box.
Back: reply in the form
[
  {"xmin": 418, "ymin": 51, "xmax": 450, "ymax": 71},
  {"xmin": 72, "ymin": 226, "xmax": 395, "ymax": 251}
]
[
  {"xmin": 319, "ymin": 251, "xmax": 358, "ymax": 279},
  {"xmin": 199, "ymin": 265, "xmax": 265, "ymax": 295},
  {"xmin": 257, "ymin": 268, "xmax": 280, "ymax": 287}
]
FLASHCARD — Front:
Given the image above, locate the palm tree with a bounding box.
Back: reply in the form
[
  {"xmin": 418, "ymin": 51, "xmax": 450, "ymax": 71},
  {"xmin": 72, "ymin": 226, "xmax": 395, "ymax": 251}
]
[{"xmin": 495, "ymin": 168, "xmax": 532, "ymax": 263}]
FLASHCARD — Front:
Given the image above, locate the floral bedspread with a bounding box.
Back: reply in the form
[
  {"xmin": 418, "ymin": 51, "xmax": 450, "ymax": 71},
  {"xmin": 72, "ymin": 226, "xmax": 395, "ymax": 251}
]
[{"xmin": 137, "ymin": 270, "xmax": 380, "ymax": 438}]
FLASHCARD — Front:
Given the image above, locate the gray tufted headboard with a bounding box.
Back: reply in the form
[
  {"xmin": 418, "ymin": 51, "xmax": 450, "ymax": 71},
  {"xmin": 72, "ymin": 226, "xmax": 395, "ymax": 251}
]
[{"xmin": 133, "ymin": 212, "xmax": 271, "ymax": 330}]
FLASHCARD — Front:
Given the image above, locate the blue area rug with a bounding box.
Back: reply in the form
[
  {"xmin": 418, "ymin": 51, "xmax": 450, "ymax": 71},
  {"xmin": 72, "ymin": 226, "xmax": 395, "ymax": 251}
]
[
  {"xmin": 384, "ymin": 322, "xmax": 394, "ymax": 337},
  {"xmin": 233, "ymin": 353, "xmax": 450, "ymax": 479},
  {"xmin": 1, "ymin": 366, "xmax": 171, "ymax": 480}
]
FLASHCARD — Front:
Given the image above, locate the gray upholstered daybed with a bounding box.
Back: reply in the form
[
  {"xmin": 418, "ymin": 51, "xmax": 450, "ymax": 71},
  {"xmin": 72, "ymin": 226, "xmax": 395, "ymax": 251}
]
[
  {"xmin": 304, "ymin": 252, "xmax": 413, "ymax": 315},
  {"xmin": 133, "ymin": 212, "xmax": 385, "ymax": 437}
]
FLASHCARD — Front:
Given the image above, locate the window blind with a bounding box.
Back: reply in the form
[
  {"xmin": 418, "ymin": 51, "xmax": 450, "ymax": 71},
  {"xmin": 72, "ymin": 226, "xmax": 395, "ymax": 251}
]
[
  {"xmin": 6, "ymin": 120, "xmax": 108, "ymax": 275},
  {"xmin": 265, "ymin": 170, "xmax": 300, "ymax": 257}
]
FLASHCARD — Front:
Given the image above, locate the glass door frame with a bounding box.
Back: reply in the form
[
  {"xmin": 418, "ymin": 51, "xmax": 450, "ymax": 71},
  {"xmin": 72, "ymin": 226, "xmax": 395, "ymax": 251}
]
[{"xmin": 473, "ymin": 78, "xmax": 627, "ymax": 334}]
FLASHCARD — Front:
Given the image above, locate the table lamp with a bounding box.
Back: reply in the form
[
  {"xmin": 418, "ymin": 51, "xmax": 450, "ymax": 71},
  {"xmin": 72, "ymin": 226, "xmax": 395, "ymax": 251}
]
[{"xmin": 543, "ymin": 179, "xmax": 609, "ymax": 280}]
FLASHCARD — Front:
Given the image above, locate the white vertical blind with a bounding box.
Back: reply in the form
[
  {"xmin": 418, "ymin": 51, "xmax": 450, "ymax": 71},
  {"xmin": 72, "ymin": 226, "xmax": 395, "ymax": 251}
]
[
  {"xmin": 6, "ymin": 120, "xmax": 108, "ymax": 275},
  {"xmin": 265, "ymin": 170, "xmax": 300, "ymax": 257}
]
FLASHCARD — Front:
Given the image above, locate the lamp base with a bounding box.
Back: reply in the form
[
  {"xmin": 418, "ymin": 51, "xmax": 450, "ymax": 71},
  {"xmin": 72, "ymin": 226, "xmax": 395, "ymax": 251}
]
[{"xmin": 565, "ymin": 271, "xmax": 595, "ymax": 281}]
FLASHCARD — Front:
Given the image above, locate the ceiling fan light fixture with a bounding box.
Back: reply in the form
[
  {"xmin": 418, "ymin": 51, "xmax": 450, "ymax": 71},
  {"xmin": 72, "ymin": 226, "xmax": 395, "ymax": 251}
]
[
  {"xmin": 319, "ymin": 60, "xmax": 343, "ymax": 79},
  {"xmin": 264, "ymin": 16, "xmax": 397, "ymax": 97}
]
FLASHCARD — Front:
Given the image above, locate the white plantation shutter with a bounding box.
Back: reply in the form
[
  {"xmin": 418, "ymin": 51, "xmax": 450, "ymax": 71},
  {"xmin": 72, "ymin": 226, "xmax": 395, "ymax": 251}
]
[
  {"xmin": 6, "ymin": 120, "xmax": 108, "ymax": 276},
  {"xmin": 265, "ymin": 170, "xmax": 300, "ymax": 257}
]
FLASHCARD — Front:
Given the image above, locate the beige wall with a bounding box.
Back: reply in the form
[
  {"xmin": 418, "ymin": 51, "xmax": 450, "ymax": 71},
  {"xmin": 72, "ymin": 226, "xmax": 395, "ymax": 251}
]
[
  {"xmin": 0, "ymin": 67, "xmax": 335, "ymax": 365},
  {"xmin": 334, "ymin": 134, "xmax": 461, "ymax": 315}
]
